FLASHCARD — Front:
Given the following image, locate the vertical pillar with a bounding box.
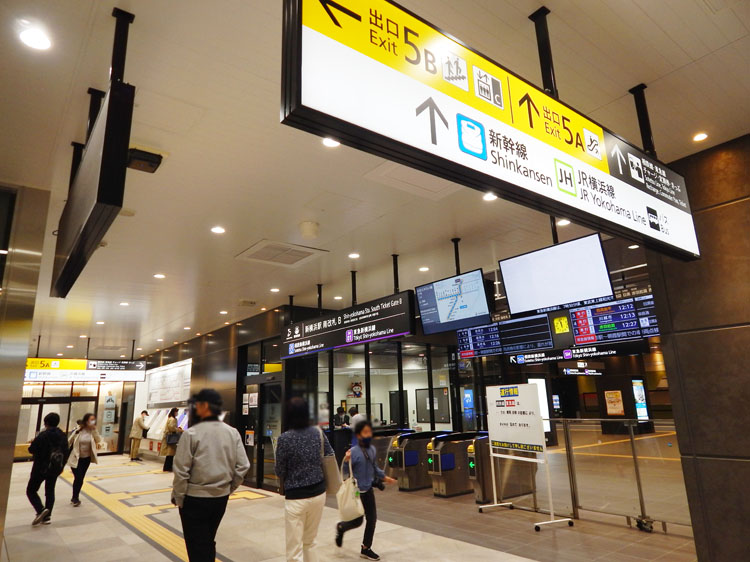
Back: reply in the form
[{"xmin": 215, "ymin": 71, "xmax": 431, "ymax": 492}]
[
  {"xmin": 396, "ymin": 342, "xmax": 405, "ymax": 427},
  {"xmin": 647, "ymin": 135, "xmax": 750, "ymax": 561},
  {"xmin": 350, "ymin": 270, "xmax": 357, "ymax": 306},
  {"xmin": 392, "ymin": 254, "xmax": 399, "ymax": 294},
  {"xmin": 628, "ymin": 84, "xmax": 657, "ymax": 159},
  {"xmin": 110, "ymin": 8, "xmax": 135, "ymax": 83},
  {"xmin": 451, "ymin": 238, "xmax": 461, "ymax": 275},
  {"xmin": 317, "ymin": 283, "xmax": 323, "ymax": 315},
  {"xmin": 364, "ymin": 343, "xmax": 371, "ymax": 421},
  {"xmin": 426, "ymin": 344, "xmax": 435, "ymax": 429}
]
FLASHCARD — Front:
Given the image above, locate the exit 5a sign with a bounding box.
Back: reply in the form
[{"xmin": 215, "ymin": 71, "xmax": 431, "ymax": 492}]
[{"xmin": 282, "ymin": 0, "xmax": 699, "ymax": 258}]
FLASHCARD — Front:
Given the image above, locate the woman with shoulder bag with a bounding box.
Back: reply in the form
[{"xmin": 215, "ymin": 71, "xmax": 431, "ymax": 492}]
[
  {"xmin": 335, "ymin": 420, "xmax": 396, "ymax": 561},
  {"xmin": 67, "ymin": 413, "xmax": 104, "ymax": 507},
  {"xmin": 274, "ymin": 397, "xmax": 335, "ymax": 562},
  {"xmin": 160, "ymin": 408, "xmax": 183, "ymax": 472}
]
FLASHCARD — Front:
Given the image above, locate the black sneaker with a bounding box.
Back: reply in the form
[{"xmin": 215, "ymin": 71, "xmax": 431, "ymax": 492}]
[
  {"xmin": 41, "ymin": 517, "xmax": 51, "ymax": 525},
  {"xmin": 32, "ymin": 508, "xmax": 50, "ymax": 526},
  {"xmin": 360, "ymin": 547, "xmax": 380, "ymax": 560},
  {"xmin": 335, "ymin": 524, "xmax": 343, "ymax": 547},
  {"xmin": 71, "ymin": 499, "xmax": 81, "ymax": 507}
]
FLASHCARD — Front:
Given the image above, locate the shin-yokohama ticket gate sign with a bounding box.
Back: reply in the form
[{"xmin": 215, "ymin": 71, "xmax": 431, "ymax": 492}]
[{"xmin": 281, "ymin": 0, "xmax": 699, "ymax": 258}]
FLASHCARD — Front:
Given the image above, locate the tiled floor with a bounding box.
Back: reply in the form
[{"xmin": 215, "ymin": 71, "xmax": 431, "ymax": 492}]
[{"xmin": 2, "ymin": 457, "xmax": 532, "ymax": 561}]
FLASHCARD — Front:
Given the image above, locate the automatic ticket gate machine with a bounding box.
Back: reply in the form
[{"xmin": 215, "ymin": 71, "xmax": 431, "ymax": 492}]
[
  {"xmin": 386, "ymin": 431, "xmax": 446, "ymax": 491},
  {"xmin": 427, "ymin": 432, "xmax": 487, "ymax": 497},
  {"xmin": 372, "ymin": 428, "xmax": 413, "ymax": 476},
  {"xmin": 467, "ymin": 435, "xmax": 539, "ymax": 506}
]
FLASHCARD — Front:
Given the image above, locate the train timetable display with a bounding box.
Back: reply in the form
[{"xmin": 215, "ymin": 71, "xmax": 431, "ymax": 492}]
[
  {"xmin": 571, "ymin": 295, "xmax": 659, "ymax": 345},
  {"xmin": 457, "ymin": 314, "xmax": 554, "ymax": 358},
  {"xmin": 458, "ymin": 324, "xmax": 501, "ymax": 358},
  {"xmin": 416, "ymin": 269, "xmax": 491, "ymax": 334}
]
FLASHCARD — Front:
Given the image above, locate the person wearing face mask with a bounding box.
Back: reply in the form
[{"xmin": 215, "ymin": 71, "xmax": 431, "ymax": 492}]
[
  {"xmin": 129, "ymin": 410, "xmax": 150, "ymax": 462},
  {"xmin": 335, "ymin": 420, "xmax": 396, "ymax": 561},
  {"xmin": 67, "ymin": 413, "xmax": 103, "ymax": 507}
]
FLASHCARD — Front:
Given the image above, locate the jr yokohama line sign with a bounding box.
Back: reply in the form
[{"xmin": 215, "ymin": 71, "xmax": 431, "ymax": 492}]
[{"xmin": 281, "ymin": 0, "xmax": 699, "ymax": 258}]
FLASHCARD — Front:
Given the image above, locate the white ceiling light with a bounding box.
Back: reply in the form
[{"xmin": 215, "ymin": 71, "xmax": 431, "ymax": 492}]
[
  {"xmin": 153, "ymin": 273, "xmax": 165, "ymax": 279},
  {"xmin": 224, "ymin": 321, "xmax": 230, "ymax": 325},
  {"xmin": 210, "ymin": 226, "xmax": 225, "ymax": 234},
  {"xmin": 19, "ymin": 25, "xmax": 51, "ymax": 50},
  {"xmin": 56, "ymin": 353, "xmax": 63, "ymax": 356},
  {"xmin": 628, "ymin": 244, "xmax": 640, "ymax": 250},
  {"xmin": 0, "ymin": 249, "xmax": 8, "ymax": 255},
  {"xmin": 66, "ymin": 345, "xmax": 74, "ymax": 349},
  {"xmin": 270, "ymin": 288, "xmax": 280, "ymax": 293},
  {"xmin": 184, "ymin": 326, "xmax": 191, "ymax": 330},
  {"xmin": 482, "ymin": 192, "xmax": 498, "ymax": 201},
  {"xmin": 322, "ymin": 137, "xmax": 340, "ymax": 148},
  {"xmin": 419, "ymin": 266, "xmax": 429, "ymax": 272},
  {"xmin": 156, "ymin": 338, "xmax": 163, "ymax": 342},
  {"xmin": 260, "ymin": 308, "xmax": 267, "ymax": 311},
  {"xmin": 95, "ymin": 321, "xmax": 105, "ymax": 325},
  {"xmin": 348, "ymin": 252, "xmax": 360, "ymax": 259},
  {"xmin": 333, "ymin": 296, "xmax": 343, "ymax": 300},
  {"xmin": 219, "ymin": 310, "xmax": 228, "ymax": 315},
  {"xmin": 556, "ymin": 219, "xmax": 571, "ymax": 226},
  {"xmin": 79, "ymin": 334, "xmax": 87, "ymax": 338},
  {"xmin": 136, "ymin": 347, "xmax": 142, "ymax": 351},
  {"xmin": 692, "ymin": 132, "xmax": 708, "ymax": 142},
  {"xmin": 119, "ymin": 302, "xmax": 129, "ymax": 307},
  {"xmin": 120, "ymin": 354, "xmax": 126, "ymax": 358}
]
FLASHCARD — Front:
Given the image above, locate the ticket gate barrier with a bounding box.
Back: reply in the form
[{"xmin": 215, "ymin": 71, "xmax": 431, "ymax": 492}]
[
  {"xmin": 372, "ymin": 429, "xmax": 412, "ymax": 477},
  {"xmin": 386, "ymin": 431, "xmax": 447, "ymax": 491},
  {"xmin": 467, "ymin": 436, "xmax": 538, "ymax": 505},
  {"xmin": 427, "ymin": 432, "xmax": 486, "ymax": 498}
]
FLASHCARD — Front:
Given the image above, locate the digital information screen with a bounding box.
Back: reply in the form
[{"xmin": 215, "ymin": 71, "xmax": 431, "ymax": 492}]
[
  {"xmin": 457, "ymin": 323, "xmax": 501, "ymax": 358},
  {"xmin": 632, "ymin": 379, "xmax": 649, "ymax": 421},
  {"xmin": 499, "ymin": 235, "xmax": 614, "ymax": 316},
  {"xmin": 458, "ymin": 314, "xmax": 553, "ymax": 358},
  {"xmin": 571, "ymin": 295, "xmax": 659, "ymax": 345},
  {"xmin": 416, "ymin": 269, "xmax": 490, "ymax": 335}
]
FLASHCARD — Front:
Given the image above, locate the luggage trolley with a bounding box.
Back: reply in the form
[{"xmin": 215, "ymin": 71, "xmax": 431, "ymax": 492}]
[
  {"xmin": 427, "ymin": 431, "xmax": 486, "ymax": 497},
  {"xmin": 386, "ymin": 431, "xmax": 446, "ymax": 491}
]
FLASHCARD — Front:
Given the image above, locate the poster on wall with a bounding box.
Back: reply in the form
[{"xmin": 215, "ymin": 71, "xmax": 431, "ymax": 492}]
[
  {"xmin": 242, "ymin": 405, "xmax": 249, "ymax": 416},
  {"xmin": 486, "ymin": 384, "xmax": 545, "ymax": 453},
  {"xmin": 604, "ymin": 390, "xmax": 625, "ymax": 416},
  {"xmin": 631, "ymin": 380, "xmax": 649, "ymax": 421},
  {"xmin": 146, "ymin": 359, "xmax": 192, "ymax": 407}
]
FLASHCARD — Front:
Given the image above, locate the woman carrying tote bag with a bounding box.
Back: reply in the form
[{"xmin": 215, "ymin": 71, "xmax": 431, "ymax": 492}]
[
  {"xmin": 160, "ymin": 408, "xmax": 183, "ymax": 472},
  {"xmin": 275, "ymin": 398, "xmax": 335, "ymax": 562}
]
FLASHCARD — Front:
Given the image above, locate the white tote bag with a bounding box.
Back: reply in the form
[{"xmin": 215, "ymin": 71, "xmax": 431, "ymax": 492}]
[
  {"xmin": 336, "ymin": 458, "xmax": 365, "ymax": 522},
  {"xmin": 317, "ymin": 426, "xmax": 342, "ymax": 494}
]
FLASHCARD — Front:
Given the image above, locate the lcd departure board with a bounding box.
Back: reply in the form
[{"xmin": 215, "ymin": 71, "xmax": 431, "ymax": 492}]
[
  {"xmin": 457, "ymin": 294, "xmax": 659, "ymax": 359},
  {"xmin": 416, "ymin": 269, "xmax": 491, "ymax": 335}
]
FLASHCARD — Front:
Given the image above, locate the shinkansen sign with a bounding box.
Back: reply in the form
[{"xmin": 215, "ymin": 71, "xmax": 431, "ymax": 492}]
[{"xmin": 282, "ymin": 0, "xmax": 699, "ymax": 258}]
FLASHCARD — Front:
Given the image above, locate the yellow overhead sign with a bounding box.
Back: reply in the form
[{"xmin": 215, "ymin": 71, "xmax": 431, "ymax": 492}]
[
  {"xmin": 303, "ymin": 0, "xmax": 609, "ymax": 173},
  {"xmin": 26, "ymin": 358, "xmax": 87, "ymax": 371}
]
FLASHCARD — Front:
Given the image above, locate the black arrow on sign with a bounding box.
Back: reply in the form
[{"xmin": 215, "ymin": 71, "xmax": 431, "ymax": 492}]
[
  {"xmin": 518, "ymin": 93, "xmax": 540, "ymax": 128},
  {"xmin": 416, "ymin": 97, "xmax": 449, "ymax": 145},
  {"xmin": 318, "ymin": 0, "xmax": 361, "ymax": 27}
]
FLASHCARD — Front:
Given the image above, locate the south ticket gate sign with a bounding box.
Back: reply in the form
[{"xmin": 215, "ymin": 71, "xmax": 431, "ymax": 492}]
[{"xmin": 282, "ymin": 0, "xmax": 699, "ymax": 258}]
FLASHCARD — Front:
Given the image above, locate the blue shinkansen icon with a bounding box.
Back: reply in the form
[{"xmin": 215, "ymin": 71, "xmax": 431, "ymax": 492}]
[
  {"xmin": 288, "ymin": 343, "xmax": 295, "ymax": 354},
  {"xmin": 456, "ymin": 114, "xmax": 487, "ymax": 160}
]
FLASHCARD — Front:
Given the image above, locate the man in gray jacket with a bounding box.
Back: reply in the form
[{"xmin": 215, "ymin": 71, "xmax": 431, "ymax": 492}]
[{"xmin": 172, "ymin": 389, "xmax": 250, "ymax": 562}]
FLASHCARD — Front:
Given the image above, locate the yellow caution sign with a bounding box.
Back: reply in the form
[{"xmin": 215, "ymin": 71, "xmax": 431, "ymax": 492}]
[{"xmin": 303, "ymin": 0, "xmax": 608, "ymax": 172}]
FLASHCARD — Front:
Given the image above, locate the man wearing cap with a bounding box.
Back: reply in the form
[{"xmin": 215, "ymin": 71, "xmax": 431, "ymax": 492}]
[
  {"xmin": 172, "ymin": 389, "xmax": 250, "ymax": 562},
  {"xmin": 129, "ymin": 410, "xmax": 149, "ymax": 462}
]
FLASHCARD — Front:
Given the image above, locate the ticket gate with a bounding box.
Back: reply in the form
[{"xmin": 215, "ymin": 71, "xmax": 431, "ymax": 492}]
[
  {"xmin": 427, "ymin": 432, "xmax": 486, "ymax": 497},
  {"xmin": 372, "ymin": 429, "xmax": 412, "ymax": 477},
  {"xmin": 467, "ymin": 436, "xmax": 538, "ymax": 505},
  {"xmin": 386, "ymin": 431, "xmax": 447, "ymax": 491}
]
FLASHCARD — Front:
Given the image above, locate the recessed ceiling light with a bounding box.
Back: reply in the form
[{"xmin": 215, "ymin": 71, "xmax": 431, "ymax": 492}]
[
  {"xmin": 274, "ymin": 309, "xmax": 279, "ymax": 312},
  {"xmin": 419, "ymin": 266, "xmax": 429, "ymax": 272},
  {"xmin": 79, "ymin": 335, "xmax": 87, "ymax": 338},
  {"xmin": 334, "ymin": 296, "xmax": 343, "ymax": 300},
  {"xmin": 556, "ymin": 219, "xmax": 571, "ymax": 226},
  {"xmin": 56, "ymin": 353, "xmax": 63, "ymax": 356},
  {"xmin": 692, "ymin": 132, "xmax": 708, "ymax": 142},
  {"xmin": 272, "ymin": 344, "xmax": 278, "ymax": 347},
  {"xmin": 348, "ymin": 252, "xmax": 360, "ymax": 259},
  {"xmin": 136, "ymin": 347, "xmax": 142, "ymax": 351},
  {"xmin": 156, "ymin": 348, "xmax": 160, "ymax": 352},
  {"xmin": 119, "ymin": 302, "xmax": 129, "ymax": 307},
  {"xmin": 153, "ymin": 273, "xmax": 165, "ymax": 279},
  {"xmin": 260, "ymin": 308, "xmax": 267, "ymax": 311},
  {"xmin": 210, "ymin": 226, "xmax": 225, "ymax": 234},
  {"xmin": 173, "ymin": 341, "xmax": 178, "ymax": 345},
  {"xmin": 157, "ymin": 338, "xmax": 164, "ymax": 342},
  {"xmin": 196, "ymin": 332, "xmax": 201, "ymax": 336},
  {"xmin": 19, "ymin": 25, "xmax": 51, "ymax": 50},
  {"xmin": 219, "ymin": 310, "xmax": 228, "ymax": 315},
  {"xmin": 184, "ymin": 326, "xmax": 191, "ymax": 330},
  {"xmin": 322, "ymin": 137, "xmax": 340, "ymax": 148},
  {"xmin": 224, "ymin": 321, "xmax": 230, "ymax": 325},
  {"xmin": 120, "ymin": 354, "xmax": 126, "ymax": 358},
  {"xmin": 483, "ymin": 192, "xmax": 498, "ymax": 201},
  {"xmin": 0, "ymin": 249, "xmax": 8, "ymax": 255},
  {"xmin": 96, "ymin": 321, "xmax": 105, "ymax": 325},
  {"xmin": 66, "ymin": 345, "xmax": 74, "ymax": 349},
  {"xmin": 270, "ymin": 288, "xmax": 280, "ymax": 293},
  {"xmin": 628, "ymin": 244, "xmax": 640, "ymax": 250}
]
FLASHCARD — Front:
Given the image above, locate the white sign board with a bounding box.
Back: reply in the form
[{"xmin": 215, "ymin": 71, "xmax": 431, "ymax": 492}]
[
  {"xmin": 283, "ymin": 0, "xmax": 698, "ymax": 258},
  {"xmin": 146, "ymin": 359, "xmax": 192, "ymax": 406},
  {"xmin": 486, "ymin": 384, "xmax": 545, "ymax": 453}
]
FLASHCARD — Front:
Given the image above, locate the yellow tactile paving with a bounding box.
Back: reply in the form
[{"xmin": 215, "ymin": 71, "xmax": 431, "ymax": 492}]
[{"xmin": 60, "ymin": 465, "xmax": 267, "ymax": 562}]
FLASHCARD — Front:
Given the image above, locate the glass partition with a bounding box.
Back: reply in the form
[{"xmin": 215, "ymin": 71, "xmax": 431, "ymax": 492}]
[
  {"xmin": 368, "ymin": 342, "xmax": 399, "ymax": 427},
  {"xmin": 402, "ymin": 344, "xmax": 429, "ymax": 430},
  {"xmin": 430, "ymin": 346, "xmax": 453, "ymax": 431}
]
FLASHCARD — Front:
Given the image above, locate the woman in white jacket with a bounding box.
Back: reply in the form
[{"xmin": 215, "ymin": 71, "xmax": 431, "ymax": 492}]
[{"xmin": 67, "ymin": 413, "xmax": 103, "ymax": 507}]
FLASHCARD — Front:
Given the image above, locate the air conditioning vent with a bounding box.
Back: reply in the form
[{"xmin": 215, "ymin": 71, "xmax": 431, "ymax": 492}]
[{"xmin": 236, "ymin": 240, "xmax": 328, "ymax": 268}]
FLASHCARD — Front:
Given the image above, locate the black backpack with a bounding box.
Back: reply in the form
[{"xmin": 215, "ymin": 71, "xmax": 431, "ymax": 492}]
[{"xmin": 48, "ymin": 447, "xmax": 65, "ymax": 475}]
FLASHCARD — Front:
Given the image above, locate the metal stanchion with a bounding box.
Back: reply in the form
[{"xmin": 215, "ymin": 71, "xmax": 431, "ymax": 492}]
[
  {"xmin": 562, "ymin": 419, "xmax": 580, "ymax": 520},
  {"xmin": 628, "ymin": 421, "xmax": 653, "ymax": 532}
]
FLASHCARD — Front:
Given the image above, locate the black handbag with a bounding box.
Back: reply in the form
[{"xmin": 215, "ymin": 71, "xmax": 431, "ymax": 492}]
[
  {"xmin": 166, "ymin": 432, "xmax": 181, "ymax": 446},
  {"xmin": 142, "ymin": 429, "xmax": 148, "ymax": 439}
]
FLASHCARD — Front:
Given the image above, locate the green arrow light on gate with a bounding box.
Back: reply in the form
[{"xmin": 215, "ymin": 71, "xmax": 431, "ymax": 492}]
[
  {"xmin": 388, "ymin": 456, "xmax": 393, "ymax": 463},
  {"xmin": 428, "ymin": 457, "xmax": 433, "ymax": 464},
  {"xmin": 469, "ymin": 460, "xmax": 475, "ymax": 469}
]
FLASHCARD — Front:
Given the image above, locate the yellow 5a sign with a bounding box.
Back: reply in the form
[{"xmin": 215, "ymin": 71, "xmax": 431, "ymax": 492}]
[{"xmin": 282, "ymin": 0, "xmax": 698, "ymax": 258}]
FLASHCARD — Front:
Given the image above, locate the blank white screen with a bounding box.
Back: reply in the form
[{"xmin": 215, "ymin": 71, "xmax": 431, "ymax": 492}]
[{"xmin": 500, "ymin": 235, "xmax": 613, "ymax": 315}]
